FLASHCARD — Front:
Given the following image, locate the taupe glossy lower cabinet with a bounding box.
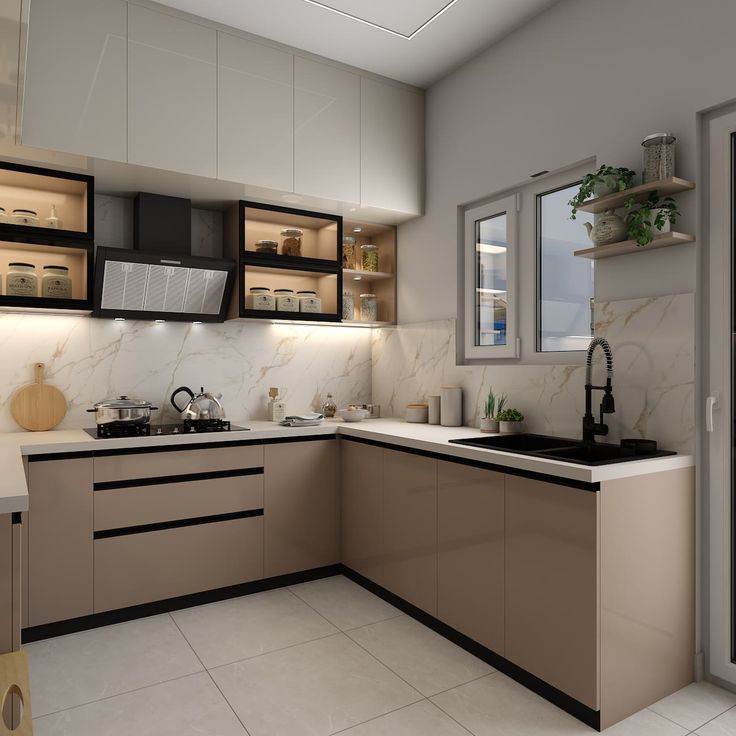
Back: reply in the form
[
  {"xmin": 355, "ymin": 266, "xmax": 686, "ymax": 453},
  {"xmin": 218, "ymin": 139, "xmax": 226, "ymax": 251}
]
[
  {"xmin": 264, "ymin": 439, "xmax": 340, "ymax": 577},
  {"xmin": 27, "ymin": 457, "xmax": 93, "ymax": 627},
  {"xmin": 437, "ymin": 461, "xmax": 504, "ymax": 654},
  {"xmin": 341, "ymin": 440, "xmax": 384, "ymax": 584},
  {"xmin": 383, "ymin": 449, "xmax": 437, "ymax": 615},
  {"xmin": 0, "ymin": 513, "xmax": 20, "ymax": 654}
]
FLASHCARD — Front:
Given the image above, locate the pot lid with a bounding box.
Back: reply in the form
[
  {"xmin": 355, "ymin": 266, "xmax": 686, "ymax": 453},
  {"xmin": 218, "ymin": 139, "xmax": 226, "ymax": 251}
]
[{"xmin": 93, "ymin": 395, "xmax": 153, "ymax": 409}]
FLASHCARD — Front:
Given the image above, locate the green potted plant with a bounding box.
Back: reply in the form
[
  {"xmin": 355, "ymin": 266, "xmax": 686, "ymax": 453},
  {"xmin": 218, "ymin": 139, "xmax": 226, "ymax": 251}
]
[
  {"xmin": 480, "ymin": 389, "xmax": 506, "ymax": 433},
  {"xmin": 569, "ymin": 164, "xmax": 637, "ymax": 219},
  {"xmin": 625, "ymin": 192, "xmax": 680, "ymax": 246},
  {"xmin": 496, "ymin": 407, "xmax": 525, "ymax": 434}
]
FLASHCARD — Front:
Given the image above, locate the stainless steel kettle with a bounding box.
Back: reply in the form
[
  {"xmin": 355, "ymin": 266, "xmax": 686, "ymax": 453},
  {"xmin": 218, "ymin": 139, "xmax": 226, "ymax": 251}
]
[{"xmin": 170, "ymin": 386, "xmax": 226, "ymax": 421}]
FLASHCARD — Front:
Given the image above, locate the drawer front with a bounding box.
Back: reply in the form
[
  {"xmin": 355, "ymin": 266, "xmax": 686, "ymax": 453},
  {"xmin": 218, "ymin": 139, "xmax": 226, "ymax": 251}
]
[
  {"xmin": 94, "ymin": 516, "xmax": 263, "ymax": 612},
  {"xmin": 94, "ymin": 444, "xmax": 264, "ymax": 483},
  {"xmin": 94, "ymin": 472, "xmax": 264, "ymax": 531}
]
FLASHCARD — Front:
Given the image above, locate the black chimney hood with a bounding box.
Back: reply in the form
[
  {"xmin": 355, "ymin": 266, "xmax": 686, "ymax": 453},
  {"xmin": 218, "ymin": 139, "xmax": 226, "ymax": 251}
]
[{"xmin": 93, "ymin": 193, "xmax": 235, "ymax": 322}]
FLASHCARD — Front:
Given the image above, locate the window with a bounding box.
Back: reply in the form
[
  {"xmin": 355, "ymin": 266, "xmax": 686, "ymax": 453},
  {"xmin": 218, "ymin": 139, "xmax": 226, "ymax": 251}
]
[
  {"xmin": 460, "ymin": 164, "xmax": 595, "ymax": 364},
  {"xmin": 537, "ymin": 184, "xmax": 594, "ymax": 352}
]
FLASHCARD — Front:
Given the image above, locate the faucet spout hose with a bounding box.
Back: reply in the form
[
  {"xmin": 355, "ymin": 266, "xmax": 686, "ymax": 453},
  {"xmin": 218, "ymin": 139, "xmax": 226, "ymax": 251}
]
[{"xmin": 586, "ymin": 337, "xmax": 614, "ymax": 385}]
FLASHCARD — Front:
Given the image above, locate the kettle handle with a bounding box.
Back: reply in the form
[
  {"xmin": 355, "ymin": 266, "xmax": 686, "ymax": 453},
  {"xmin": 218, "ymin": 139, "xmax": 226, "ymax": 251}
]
[{"xmin": 171, "ymin": 386, "xmax": 195, "ymax": 414}]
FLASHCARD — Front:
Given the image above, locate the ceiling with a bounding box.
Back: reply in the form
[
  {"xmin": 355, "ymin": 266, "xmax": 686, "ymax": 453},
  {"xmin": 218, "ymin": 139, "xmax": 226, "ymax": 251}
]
[{"xmin": 154, "ymin": 0, "xmax": 561, "ymax": 87}]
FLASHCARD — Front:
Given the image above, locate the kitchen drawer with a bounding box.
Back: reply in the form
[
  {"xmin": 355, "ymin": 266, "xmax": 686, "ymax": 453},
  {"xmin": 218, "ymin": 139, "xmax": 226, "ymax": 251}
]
[
  {"xmin": 94, "ymin": 444, "xmax": 263, "ymax": 483},
  {"xmin": 94, "ymin": 516, "xmax": 263, "ymax": 612},
  {"xmin": 94, "ymin": 472, "xmax": 264, "ymax": 531}
]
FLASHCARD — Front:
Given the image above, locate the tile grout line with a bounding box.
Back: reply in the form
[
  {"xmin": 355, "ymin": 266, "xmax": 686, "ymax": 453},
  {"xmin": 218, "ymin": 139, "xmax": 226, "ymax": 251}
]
[{"xmin": 658, "ymin": 700, "xmax": 736, "ymax": 734}]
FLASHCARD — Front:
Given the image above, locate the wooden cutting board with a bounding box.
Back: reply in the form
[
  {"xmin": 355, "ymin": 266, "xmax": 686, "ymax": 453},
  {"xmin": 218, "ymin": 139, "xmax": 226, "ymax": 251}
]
[{"xmin": 11, "ymin": 363, "xmax": 67, "ymax": 431}]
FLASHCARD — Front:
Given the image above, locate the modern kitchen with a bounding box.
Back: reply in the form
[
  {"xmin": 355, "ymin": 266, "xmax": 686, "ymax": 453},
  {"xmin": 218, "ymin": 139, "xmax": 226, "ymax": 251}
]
[{"xmin": 0, "ymin": 0, "xmax": 733, "ymax": 734}]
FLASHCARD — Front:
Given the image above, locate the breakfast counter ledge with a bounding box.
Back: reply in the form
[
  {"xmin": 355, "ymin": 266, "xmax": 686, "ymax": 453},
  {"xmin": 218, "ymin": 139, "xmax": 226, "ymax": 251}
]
[{"xmin": 0, "ymin": 418, "xmax": 694, "ymax": 514}]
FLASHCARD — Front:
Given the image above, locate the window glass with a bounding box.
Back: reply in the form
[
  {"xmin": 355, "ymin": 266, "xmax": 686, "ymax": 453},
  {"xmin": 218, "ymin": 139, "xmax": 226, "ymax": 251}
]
[
  {"xmin": 475, "ymin": 212, "xmax": 508, "ymax": 346},
  {"xmin": 538, "ymin": 184, "xmax": 594, "ymax": 352}
]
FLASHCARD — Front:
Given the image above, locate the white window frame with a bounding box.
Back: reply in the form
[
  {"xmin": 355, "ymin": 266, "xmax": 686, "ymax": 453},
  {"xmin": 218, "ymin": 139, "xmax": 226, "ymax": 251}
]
[{"xmin": 463, "ymin": 194, "xmax": 519, "ymax": 360}]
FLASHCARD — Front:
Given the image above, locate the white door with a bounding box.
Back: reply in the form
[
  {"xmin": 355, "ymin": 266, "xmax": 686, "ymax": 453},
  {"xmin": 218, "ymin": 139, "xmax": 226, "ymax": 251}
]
[{"xmin": 706, "ymin": 107, "xmax": 736, "ymax": 685}]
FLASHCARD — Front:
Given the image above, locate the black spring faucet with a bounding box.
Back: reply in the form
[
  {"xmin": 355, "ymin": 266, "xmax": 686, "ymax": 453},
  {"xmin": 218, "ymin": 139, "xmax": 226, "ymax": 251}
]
[{"xmin": 583, "ymin": 337, "xmax": 615, "ymax": 444}]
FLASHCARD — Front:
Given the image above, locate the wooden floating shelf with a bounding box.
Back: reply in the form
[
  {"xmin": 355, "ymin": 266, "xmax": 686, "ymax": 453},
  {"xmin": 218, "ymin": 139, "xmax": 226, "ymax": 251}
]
[
  {"xmin": 343, "ymin": 269, "xmax": 393, "ymax": 282},
  {"xmin": 575, "ymin": 177, "xmax": 696, "ymax": 214},
  {"xmin": 341, "ymin": 319, "xmax": 393, "ymax": 327},
  {"xmin": 574, "ymin": 232, "xmax": 695, "ymax": 260}
]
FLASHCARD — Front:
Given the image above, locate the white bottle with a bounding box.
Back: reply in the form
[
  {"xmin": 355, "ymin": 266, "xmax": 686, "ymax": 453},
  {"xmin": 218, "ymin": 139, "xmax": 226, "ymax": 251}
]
[
  {"xmin": 45, "ymin": 205, "xmax": 62, "ymax": 229},
  {"xmin": 267, "ymin": 387, "xmax": 287, "ymax": 423}
]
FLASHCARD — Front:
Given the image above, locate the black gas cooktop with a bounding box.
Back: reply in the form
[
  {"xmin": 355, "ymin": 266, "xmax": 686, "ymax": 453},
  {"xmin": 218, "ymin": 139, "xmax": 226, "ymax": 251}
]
[{"xmin": 84, "ymin": 421, "xmax": 249, "ymax": 439}]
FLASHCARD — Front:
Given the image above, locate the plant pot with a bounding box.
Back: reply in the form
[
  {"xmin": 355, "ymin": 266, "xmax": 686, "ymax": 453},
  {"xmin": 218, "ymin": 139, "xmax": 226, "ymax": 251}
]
[
  {"xmin": 649, "ymin": 208, "xmax": 671, "ymax": 234},
  {"xmin": 499, "ymin": 420, "xmax": 524, "ymax": 434},
  {"xmin": 480, "ymin": 417, "xmax": 499, "ymax": 433}
]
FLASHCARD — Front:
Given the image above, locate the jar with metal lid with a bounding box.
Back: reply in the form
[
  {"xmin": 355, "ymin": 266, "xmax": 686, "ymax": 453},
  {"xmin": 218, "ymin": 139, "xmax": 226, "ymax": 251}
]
[
  {"xmin": 0, "ymin": 207, "xmax": 7, "ymax": 224},
  {"xmin": 360, "ymin": 293, "xmax": 377, "ymax": 322},
  {"xmin": 246, "ymin": 286, "xmax": 275, "ymax": 311},
  {"xmin": 297, "ymin": 290, "xmax": 321, "ymax": 313},
  {"xmin": 6, "ymin": 263, "xmax": 38, "ymax": 297},
  {"xmin": 361, "ymin": 243, "xmax": 379, "ymax": 272},
  {"xmin": 342, "ymin": 236, "xmax": 356, "ymax": 270},
  {"xmin": 280, "ymin": 228, "xmax": 303, "ymax": 257},
  {"xmin": 42, "ymin": 265, "xmax": 72, "ymax": 298},
  {"xmin": 342, "ymin": 291, "xmax": 355, "ymax": 321},
  {"xmin": 11, "ymin": 209, "xmax": 39, "ymax": 226},
  {"xmin": 274, "ymin": 288, "xmax": 299, "ymax": 312},
  {"xmin": 642, "ymin": 133, "xmax": 676, "ymax": 183},
  {"xmin": 255, "ymin": 239, "xmax": 278, "ymax": 254}
]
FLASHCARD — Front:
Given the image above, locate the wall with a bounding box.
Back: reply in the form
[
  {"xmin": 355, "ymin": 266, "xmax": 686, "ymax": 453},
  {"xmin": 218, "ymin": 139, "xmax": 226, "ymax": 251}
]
[{"xmin": 398, "ymin": 0, "xmax": 736, "ymax": 323}]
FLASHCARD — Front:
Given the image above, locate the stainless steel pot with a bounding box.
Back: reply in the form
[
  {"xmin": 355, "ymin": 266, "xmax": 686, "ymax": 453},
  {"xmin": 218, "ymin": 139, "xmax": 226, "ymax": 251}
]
[
  {"xmin": 171, "ymin": 386, "xmax": 226, "ymax": 421},
  {"xmin": 87, "ymin": 396, "xmax": 158, "ymax": 426}
]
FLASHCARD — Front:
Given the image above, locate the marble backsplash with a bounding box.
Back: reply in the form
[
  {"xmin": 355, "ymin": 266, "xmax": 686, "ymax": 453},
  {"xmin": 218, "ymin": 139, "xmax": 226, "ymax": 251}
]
[
  {"xmin": 0, "ymin": 315, "xmax": 371, "ymax": 431},
  {"xmin": 371, "ymin": 292, "xmax": 695, "ymax": 454}
]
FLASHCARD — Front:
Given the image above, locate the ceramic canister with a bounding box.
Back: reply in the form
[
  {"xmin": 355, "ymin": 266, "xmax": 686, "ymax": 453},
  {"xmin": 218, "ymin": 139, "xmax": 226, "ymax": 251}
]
[
  {"xmin": 427, "ymin": 395, "xmax": 441, "ymax": 425},
  {"xmin": 440, "ymin": 386, "xmax": 462, "ymax": 427}
]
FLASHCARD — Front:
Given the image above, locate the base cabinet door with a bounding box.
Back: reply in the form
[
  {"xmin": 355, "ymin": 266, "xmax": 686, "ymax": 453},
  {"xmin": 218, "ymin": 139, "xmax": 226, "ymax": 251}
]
[
  {"xmin": 505, "ymin": 475, "xmax": 599, "ymax": 709},
  {"xmin": 27, "ymin": 457, "xmax": 93, "ymax": 627},
  {"xmin": 0, "ymin": 515, "xmax": 13, "ymax": 653},
  {"xmin": 437, "ymin": 461, "xmax": 504, "ymax": 654},
  {"xmin": 341, "ymin": 440, "xmax": 384, "ymax": 584},
  {"xmin": 264, "ymin": 439, "xmax": 340, "ymax": 577},
  {"xmin": 383, "ymin": 449, "xmax": 437, "ymax": 615}
]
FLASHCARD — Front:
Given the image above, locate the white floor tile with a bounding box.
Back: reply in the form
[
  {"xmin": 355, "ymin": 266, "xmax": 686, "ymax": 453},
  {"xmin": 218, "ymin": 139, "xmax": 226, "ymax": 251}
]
[
  {"xmin": 32, "ymin": 672, "xmax": 247, "ymax": 736},
  {"xmin": 693, "ymin": 704, "xmax": 736, "ymax": 735},
  {"xmin": 210, "ymin": 633, "xmax": 422, "ymax": 736},
  {"xmin": 348, "ymin": 615, "xmax": 493, "ymax": 696},
  {"xmin": 336, "ymin": 700, "xmax": 472, "ymax": 735},
  {"xmin": 25, "ymin": 614, "xmax": 203, "ymax": 717},
  {"xmin": 289, "ymin": 575, "xmax": 401, "ymax": 631},
  {"xmin": 603, "ymin": 708, "xmax": 688, "ymax": 735},
  {"xmin": 171, "ymin": 588, "xmax": 339, "ymax": 668},
  {"xmin": 649, "ymin": 682, "xmax": 736, "ymax": 732},
  {"xmin": 431, "ymin": 672, "xmax": 591, "ymax": 736}
]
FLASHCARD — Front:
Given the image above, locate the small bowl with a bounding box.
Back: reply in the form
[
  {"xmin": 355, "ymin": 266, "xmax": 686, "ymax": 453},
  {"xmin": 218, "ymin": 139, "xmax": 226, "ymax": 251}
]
[{"xmin": 339, "ymin": 408, "xmax": 367, "ymax": 422}]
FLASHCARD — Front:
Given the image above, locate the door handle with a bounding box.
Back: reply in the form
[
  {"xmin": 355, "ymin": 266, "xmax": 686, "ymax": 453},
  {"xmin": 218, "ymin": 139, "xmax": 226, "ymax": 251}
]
[{"xmin": 706, "ymin": 393, "xmax": 720, "ymax": 433}]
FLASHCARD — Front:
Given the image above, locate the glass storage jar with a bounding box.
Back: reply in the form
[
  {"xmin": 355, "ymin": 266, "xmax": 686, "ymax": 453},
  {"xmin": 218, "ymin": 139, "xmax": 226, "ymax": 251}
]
[
  {"xmin": 246, "ymin": 287, "xmax": 275, "ymax": 310},
  {"xmin": 342, "ymin": 236, "xmax": 356, "ymax": 270},
  {"xmin": 42, "ymin": 265, "xmax": 72, "ymax": 298},
  {"xmin": 274, "ymin": 288, "xmax": 299, "ymax": 312},
  {"xmin": 642, "ymin": 133, "xmax": 676, "ymax": 183},
  {"xmin": 342, "ymin": 291, "xmax": 355, "ymax": 321},
  {"xmin": 10, "ymin": 209, "xmax": 39, "ymax": 226},
  {"xmin": 0, "ymin": 207, "xmax": 7, "ymax": 223},
  {"xmin": 361, "ymin": 243, "xmax": 379, "ymax": 272},
  {"xmin": 6, "ymin": 263, "xmax": 38, "ymax": 297},
  {"xmin": 255, "ymin": 239, "xmax": 278, "ymax": 254},
  {"xmin": 280, "ymin": 228, "xmax": 303, "ymax": 257},
  {"xmin": 360, "ymin": 293, "xmax": 378, "ymax": 322},
  {"xmin": 297, "ymin": 290, "xmax": 321, "ymax": 313}
]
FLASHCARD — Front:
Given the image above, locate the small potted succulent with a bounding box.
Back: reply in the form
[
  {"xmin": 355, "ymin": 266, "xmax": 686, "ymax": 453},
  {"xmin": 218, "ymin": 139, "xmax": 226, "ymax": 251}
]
[
  {"xmin": 496, "ymin": 407, "xmax": 525, "ymax": 434},
  {"xmin": 568, "ymin": 164, "xmax": 637, "ymax": 220},
  {"xmin": 480, "ymin": 389, "xmax": 506, "ymax": 433},
  {"xmin": 625, "ymin": 192, "xmax": 680, "ymax": 246}
]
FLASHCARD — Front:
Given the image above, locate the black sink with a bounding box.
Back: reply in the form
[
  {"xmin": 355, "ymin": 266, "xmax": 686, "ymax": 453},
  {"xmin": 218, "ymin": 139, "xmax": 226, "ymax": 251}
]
[
  {"xmin": 450, "ymin": 433, "xmax": 578, "ymax": 453},
  {"xmin": 540, "ymin": 444, "xmax": 635, "ymax": 463}
]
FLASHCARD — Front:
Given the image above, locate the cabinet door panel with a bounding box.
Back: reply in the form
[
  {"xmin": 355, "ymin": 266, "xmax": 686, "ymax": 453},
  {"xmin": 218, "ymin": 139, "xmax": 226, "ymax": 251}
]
[
  {"xmin": 341, "ymin": 440, "xmax": 383, "ymax": 584},
  {"xmin": 218, "ymin": 33, "xmax": 293, "ymax": 191},
  {"xmin": 0, "ymin": 515, "xmax": 12, "ymax": 653},
  {"xmin": 361, "ymin": 78, "xmax": 423, "ymax": 215},
  {"xmin": 128, "ymin": 5, "xmax": 216, "ymax": 177},
  {"xmin": 294, "ymin": 58, "xmax": 360, "ymax": 203},
  {"xmin": 438, "ymin": 461, "xmax": 504, "ymax": 654},
  {"xmin": 264, "ymin": 440, "xmax": 339, "ymax": 577},
  {"xmin": 505, "ymin": 475, "xmax": 598, "ymax": 709},
  {"xmin": 22, "ymin": 0, "xmax": 127, "ymax": 160},
  {"xmin": 383, "ymin": 449, "xmax": 437, "ymax": 615},
  {"xmin": 27, "ymin": 458, "xmax": 93, "ymax": 627}
]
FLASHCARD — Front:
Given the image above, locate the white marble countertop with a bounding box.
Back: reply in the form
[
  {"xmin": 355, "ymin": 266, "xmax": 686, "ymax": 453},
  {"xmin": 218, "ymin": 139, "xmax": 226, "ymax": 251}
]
[{"xmin": 0, "ymin": 418, "xmax": 694, "ymax": 515}]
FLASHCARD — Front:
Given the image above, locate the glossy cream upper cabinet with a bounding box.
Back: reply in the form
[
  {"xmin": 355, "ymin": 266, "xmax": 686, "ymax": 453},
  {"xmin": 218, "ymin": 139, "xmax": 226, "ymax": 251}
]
[
  {"xmin": 218, "ymin": 33, "xmax": 293, "ymax": 191},
  {"xmin": 21, "ymin": 0, "xmax": 127, "ymax": 161},
  {"xmin": 128, "ymin": 5, "xmax": 216, "ymax": 178},
  {"xmin": 294, "ymin": 57, "xmax": 360, "ymax": 203},
  {"xmin": 360, "ymin": 78, "xmax": 424, "ymax": 215}
]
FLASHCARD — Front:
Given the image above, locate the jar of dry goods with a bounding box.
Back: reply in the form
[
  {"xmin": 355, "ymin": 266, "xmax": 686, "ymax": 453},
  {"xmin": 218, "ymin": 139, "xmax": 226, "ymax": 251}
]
[
  {"xmin": 11, "ymin": 209, "xmax": 39, "ymax": 226},
  {"xmin": 297, "ymin": 290, "xmax": 322, "ymax": 313},
  {"xmin": 274, "ymin": 288, "xmax": 299, "ymax": 312},
  {"xmin": 361, "ymin": 243, "xmax": 378, "ymax": 272},
  {"xmin": 246, "ymin": 287, "xmax": 275, "ymax": 310},
  {"xmin": 360, "ymin": 293, "xmax": 377, "ymax": 322},
  {"xmin": 255, "ymin": 239, "xmax": 278, "ymax": 254},
  {"xmin": 0, "ymin": 207, "xmax": 7, "ymax": 224},
  {"xmin": 6, "ymin": 263, "xmax": 38, "ymax": 296},
  {"xmin": 281, "ymin": 228, "xmax": 303, "ymax": 257},
  {"xmin": 642, "ymin": 133, "xmax": 676, "ymax": 183},
  {"xmin": 342, "ymin": 291, "xmax": 355, "ymax": 321},
  {"xmin": 342, "ymin": 236, "xmax": 356, "ymax": 270},
  {"xmin": 42, "ymin": 265, "xmax": 72, "ymax": 298}
]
